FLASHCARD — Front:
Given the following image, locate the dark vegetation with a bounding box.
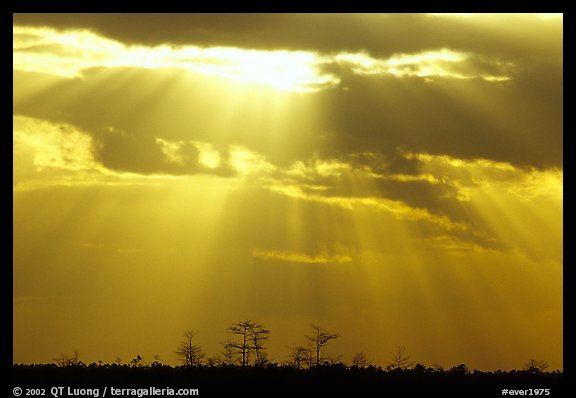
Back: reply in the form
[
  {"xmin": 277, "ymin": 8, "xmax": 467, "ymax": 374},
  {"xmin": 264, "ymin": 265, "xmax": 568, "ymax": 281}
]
[
  {"xmin": 13, "ymin": 361, "xmax": 562, "ymax": 387},
  {"xmin": 13, "ymin": 322, "xmax": 562, "ymax": 387}
]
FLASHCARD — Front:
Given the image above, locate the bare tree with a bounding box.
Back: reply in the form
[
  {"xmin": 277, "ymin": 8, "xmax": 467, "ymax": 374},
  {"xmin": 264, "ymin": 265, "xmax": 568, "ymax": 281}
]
[
  {"xmin": 305, "ymin": 325, "xmax": 340, "ymax": 366},
  {"xmin": 250, "ymin": 323, "xmax": 271, "ymax": 366},
  {"xmin": 220, "ymin": 340, "xmax": 238, "ymax": 366},
  {"xmin": 288, "ymin": 346, "xmax": 312, "ymax": 369},
  {"xmin": 224, "ymin": 320, "xmax": 270, "ymax": 367},
  {"xmin": 323, "ymin": 354, "xmax": 344, "ymax": 366},
  {"xmin": 53, "ymin": 350, "xmax": 81, "ymax": 367},
  {"xmin": 176, "ymin": 330, "xmax": 205, "ymax": 367},
  {"xmin": 151, "ymin": 355, "xmax": 163, "ymax": 367},
  {"xmin": 390, "ymin": 346, "xmax": 413, "ymax": 370},
  {"xmin": 351, "ymin": 351, "xmax": 372, "ymax": 368},
  {"xmin": 523, "ymin": 359, "xmax": 549, "ymax": 373},
  {"xmin": 226, "ymin": 321, "xmax": 254, "ymax": 367}
]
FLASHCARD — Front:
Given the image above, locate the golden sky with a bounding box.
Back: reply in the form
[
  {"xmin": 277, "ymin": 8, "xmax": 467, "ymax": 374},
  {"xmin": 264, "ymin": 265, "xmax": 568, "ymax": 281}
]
[{"xmin": 13, "ymin": 13, "xmax": 562, "ymax": 370}]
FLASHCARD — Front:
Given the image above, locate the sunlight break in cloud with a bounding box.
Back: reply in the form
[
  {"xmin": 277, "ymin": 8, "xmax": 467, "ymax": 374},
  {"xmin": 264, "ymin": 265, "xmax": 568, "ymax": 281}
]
[
  {"xmin": 13, "ymin": 115, "xmax": 113, "ymax": 191},
  {"xmin": 267, "ymin": 181, "xmax": 468, "ymax": 233},
  {"xmin": 408, "ymin": 152, "xmax": 563, "ymax": 202},
  {"xmin": 14, "ymin": 25, "xmax": 515, "ymax": 92},
  {"xmin": 13, "ymin": 26, "xmax": 339, "ymax": 92},
  {"xmin": 13, "ymin": 116, "xmax": 182, "ymax": 191},
  {"xmin": 155, "ymin": 137, "xmax": 274, "ymax": 176},
  {"xmin": 156, "ymin": 137, "xmax": 222, "ymax": 170},
  {"xmin": 13, "ymin": 115, "xmax": 102, "ymax": 173},
  {"xmin": 335, "ymin": 49, "xmax": 512, "ymax": 81}
]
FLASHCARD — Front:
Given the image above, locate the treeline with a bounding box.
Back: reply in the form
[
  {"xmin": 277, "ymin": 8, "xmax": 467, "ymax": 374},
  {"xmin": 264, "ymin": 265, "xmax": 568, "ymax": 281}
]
[
  {"xmin": 171, "ymin": 321, "xmax": 559, "ymax": 374},
  {"xmin": 12, "ymin": 362, "xmax": 563, "ymax": 387},
  {"xmin": 13, "ymin": 321, "xmax": 562, "ymax": 386},
  {"xmin": 177, "ymin": 322, "xmax": 342, "ymax": 369}
]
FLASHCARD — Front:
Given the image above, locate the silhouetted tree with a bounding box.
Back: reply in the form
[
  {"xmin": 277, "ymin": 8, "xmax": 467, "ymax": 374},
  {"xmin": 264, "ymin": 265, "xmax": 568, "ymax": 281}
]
[
  {"xmin": 389, "ymin": 346, "xmax": 414, "ymax": 370},
  {"xmin": 151, "ymin": 355, "xmax": 163, "ymax": 367},
  {"xmin": 176, "ymin": 330, "xmax": 205, "ymax": 367},
  {"xmin": 250, "ymin": 323, "xmax": 271, "ymax": 366},
  {"xmin": 351, "ymin": 352, "xmax": 372, "ymax": 368},
  {"xmin": 53, "ymin": 350, "xmax": 81, "ymax": 367},
  {"xmin": 523, "ymin": 359, "xmax": 549, "ymax": 373},
  {"xmin": 224, "ymin": 320, "xmax": 270, "ymax": 367},
  {"xmin": 323, "ymin": 354, "xmax": 344, "ymax": 366},
  {"xmin": 220, "ymin": 340, "xmax": 239, "ymax": 366},
  {"xmin": 227, "ymin": 321, "xmax": 253, "ymax": 367},
  {"xmin": 130, "ymin": 354, "xmax": 143, "ymax": 367},
  {"xmin": 449, "ymin": 363, "xmax": 469, "ymax": 374},
  {"xmin": 305, "ymin": 325, "xmax": 340, "ymax": 366},
  {"xmin": 288, "ymin": 346, "xmax": 312, "ymax": 369},
  {"xmin": 432, "ymin": 362, "xmax": 444, "ymax": 372},
  {"xmin": 413, "ymin": 363, "xmax": 427, "ymax": 373}
]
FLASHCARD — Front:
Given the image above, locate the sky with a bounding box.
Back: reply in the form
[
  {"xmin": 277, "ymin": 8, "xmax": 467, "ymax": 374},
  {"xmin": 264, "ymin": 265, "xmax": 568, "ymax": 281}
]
[{"xmin": 13, "ymin": 13, "xmax": 563, "ymax": 370}]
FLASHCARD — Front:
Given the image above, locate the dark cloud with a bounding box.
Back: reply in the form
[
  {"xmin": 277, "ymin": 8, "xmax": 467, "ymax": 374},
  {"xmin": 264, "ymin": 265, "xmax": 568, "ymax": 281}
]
[
  {"xmin": 13, "ymin": 14, "xmax": 562, "ymax": 170},
  {"xmin": 314, "ymin": 69, "xmax": 562, "ymax": 169},
  {"xmin": 13, "ymin": 66, "xmax": 325, "ymax": 168},
  {"xmin": 13, "ymin": 14, "xmax": 561, "ymax": 180},
  {"xmin": 279, "ymin": 164, "xmax": 503, "ymax": 249},
  {"xmin": 14, "ymin": 57, "xmax": 562, "ymax": 173},
  {"xmin": 347, "ymin": 151, "xmax": 422, "ymax": 175},
  {"xmin": 95, "ymin": 130, "xmax": 205, "ymax": 176},
  {"xmin": 13, "ymin": 13, "xmax": 562, "ymax": 59}
]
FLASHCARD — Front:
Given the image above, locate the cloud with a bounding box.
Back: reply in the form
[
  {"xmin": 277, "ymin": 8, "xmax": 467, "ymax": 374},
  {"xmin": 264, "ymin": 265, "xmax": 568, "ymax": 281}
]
[
  {"xmin": 7, "ymin": 114, "xmax": 472, "ymax": 242},
  {"xmin": 334, "ymin": 49, "xmax": 512, "ymax": 82},
  {"xmin": 13, "ymin": 115, "xmax": 121, "ymax": 191},
  {"xmin": 13, "ymin": 114, "xmax": 282, "ymax": 190},
  {"xmin": 313, "ymin": 67, "xmax": 561, "ymax": 169},
  {"xmin": 13, "ymin": 25, "xmax": 339, "ymax": 92},
  {"xmin": 14, "ymin": 25, "xmax": 519, "ymax": 92},
  {"xmin": 12, "ymin": 16, "xmax": 562, "ymax": 221},
  {"xmin": 12, "ymin": 14, "xmax": 562, "ymax": 59},
  {"xmin": 420, "ymin": 235, "xmax": 499, "ymax": 254},
  {"xmin": 154, "ymin": 138, "xmax": 277, "ymax": 177},
  {"xmin": 408, "ymin": 152, "xmax": 563, "ymax": 202},
  {"xmin": 259, "ymin": 149, "xmax": 561, "ymax": 253},
  {"xmin": 13, "ymin": 115, "xmax": 101, "ymax": 173},
  {"xmin": 14, "ymin": 113, "xmax": 561, "ymax": 256},
  {"xmin": 90, "ymin": 127, "xmax": 276, "ymax": 178},
  {"xmin": 13, "ymin": 115, "xmax": 205, "ymax": 190},
  {"xmin": 252, "ymin": 249, "xmax": 352, "ymax": 264},
  {"xmin": 266, "ymin": 172, "xmax": 470, "ymax": 233},
  {"xmin": 13, "ymin": 19, "xmax": 562, "ymax": 170}
]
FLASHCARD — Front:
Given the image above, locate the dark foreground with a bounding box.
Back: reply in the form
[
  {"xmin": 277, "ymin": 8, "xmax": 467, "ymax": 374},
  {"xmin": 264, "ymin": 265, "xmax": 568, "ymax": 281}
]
[{"xmin": 12, "ymin": 364, "xmax": 567, "ymax": 397}]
